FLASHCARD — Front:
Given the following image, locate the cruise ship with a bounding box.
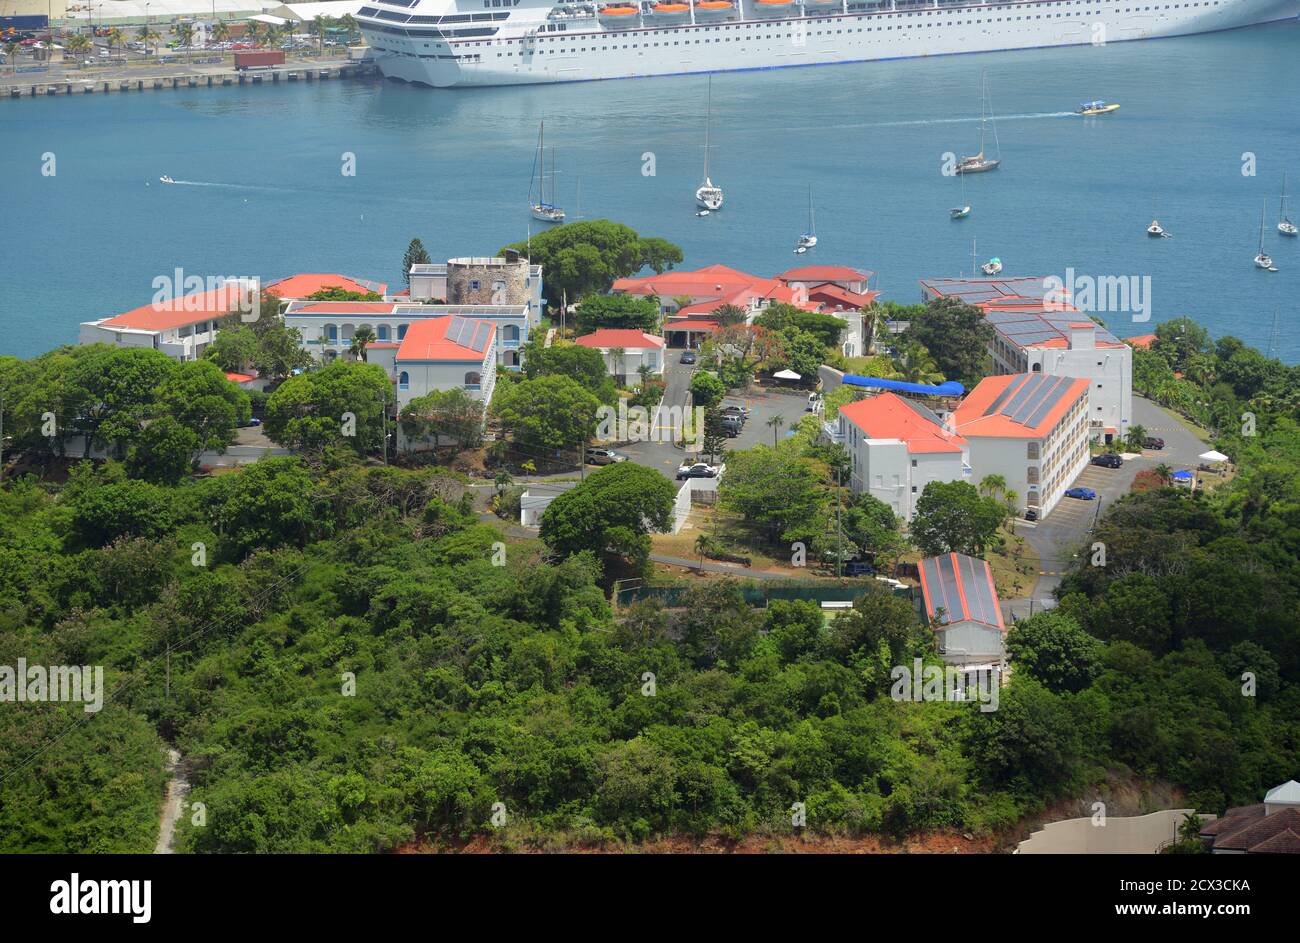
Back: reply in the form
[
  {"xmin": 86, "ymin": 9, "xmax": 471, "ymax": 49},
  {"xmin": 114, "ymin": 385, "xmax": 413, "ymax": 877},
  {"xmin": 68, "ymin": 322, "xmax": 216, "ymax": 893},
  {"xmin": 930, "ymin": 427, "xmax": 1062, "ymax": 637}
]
[{"xmin": 357, "ymin": 0, "xmax": 1297, "ymax": 87}]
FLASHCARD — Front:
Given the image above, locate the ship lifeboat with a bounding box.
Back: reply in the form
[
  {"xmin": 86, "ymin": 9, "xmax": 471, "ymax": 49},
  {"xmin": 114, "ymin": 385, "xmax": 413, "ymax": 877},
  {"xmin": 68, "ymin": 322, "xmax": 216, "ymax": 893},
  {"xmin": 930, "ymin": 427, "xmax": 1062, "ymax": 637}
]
[
  {"xmin": 804, "ymin": 0, "xmax": 840, "ymax": 7},
  {"xmin": 752, "ymin": 0, "xmax": 795, "ymax": 15},
  {"xmin": 598, "ymin": 4, "xmax": 640, "ymax": 26},
  {"xmin": 696, "ymin": 0, "xmax": 736, "ymax": 13},
  {"xmin": 649, "ymin": 1, "xmax": 690, "ymax": 17}
]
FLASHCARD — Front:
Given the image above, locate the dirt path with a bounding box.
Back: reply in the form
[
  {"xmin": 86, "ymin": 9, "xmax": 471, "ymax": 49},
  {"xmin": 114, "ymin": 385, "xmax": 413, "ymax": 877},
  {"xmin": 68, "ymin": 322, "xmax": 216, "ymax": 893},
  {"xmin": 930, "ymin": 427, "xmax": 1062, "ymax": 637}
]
[{"xmin": 154, "ymin": 748, "xmax": 191, "ymax": 855}]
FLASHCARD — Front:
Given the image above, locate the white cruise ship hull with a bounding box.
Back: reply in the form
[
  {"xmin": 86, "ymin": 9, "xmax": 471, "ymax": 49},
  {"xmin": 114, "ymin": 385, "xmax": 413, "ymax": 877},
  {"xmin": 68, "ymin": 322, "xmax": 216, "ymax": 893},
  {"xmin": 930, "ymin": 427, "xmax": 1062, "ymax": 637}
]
[{"xmin": 359, "ymin": 0, "xmax": 1298, "ymax": 88}]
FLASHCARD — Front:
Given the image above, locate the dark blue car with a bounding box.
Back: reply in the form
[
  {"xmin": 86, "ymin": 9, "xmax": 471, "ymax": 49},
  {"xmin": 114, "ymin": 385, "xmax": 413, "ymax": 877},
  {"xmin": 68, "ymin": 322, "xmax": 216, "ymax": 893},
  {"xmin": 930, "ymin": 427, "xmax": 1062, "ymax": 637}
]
[{"xmin": 1064, "ymin": 486, "xmax": 1097, "ymax": 500}]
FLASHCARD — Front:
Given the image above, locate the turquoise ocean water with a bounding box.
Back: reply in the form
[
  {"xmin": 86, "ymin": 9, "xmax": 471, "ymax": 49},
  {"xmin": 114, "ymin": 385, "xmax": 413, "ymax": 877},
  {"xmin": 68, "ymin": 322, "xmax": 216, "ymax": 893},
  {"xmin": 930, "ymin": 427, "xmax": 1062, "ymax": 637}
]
[{"xmin": 1, "ymin": 20, "xmax": 1297, "ymax": 360}]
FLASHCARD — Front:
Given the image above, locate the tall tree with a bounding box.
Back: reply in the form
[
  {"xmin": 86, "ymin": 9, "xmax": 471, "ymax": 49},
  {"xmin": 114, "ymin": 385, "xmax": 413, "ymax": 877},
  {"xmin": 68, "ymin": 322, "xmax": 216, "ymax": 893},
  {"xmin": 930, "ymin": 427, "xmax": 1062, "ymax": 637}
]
[
  {"xmin": 910, "ymin": 479, "xmax": 1005, "ymax": 556},
  {"xmin": 402, "ymin": 238, "xmax": 431, "ymax": 286},
  {"xmin": 907, "ymin": 297, "xmax": 994, "ymax": 389},
  {"xmin": 540, "ymin": 462, "xmax": 676, "ymax": 576}
]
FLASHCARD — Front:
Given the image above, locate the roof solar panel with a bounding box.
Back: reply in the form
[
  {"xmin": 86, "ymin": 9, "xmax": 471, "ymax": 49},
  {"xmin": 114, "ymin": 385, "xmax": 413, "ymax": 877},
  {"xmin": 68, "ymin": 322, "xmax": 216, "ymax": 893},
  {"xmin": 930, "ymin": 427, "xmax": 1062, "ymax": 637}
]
[
  {"xmin": 899, "ymin": 396, "xmax": 945, "ymax": 428},
  {"xmin": 1023, "ymin": 378, "xmax": 1074, "ymax": 428},
  {"xmin": 1000, "ymin": 373, "xmax": 1047, "ymax": 418},
  {"xmin": 934, "ymin": 554, "xmax": 966, "ymax": 625},
  {"xmin": 921, "ymin": 557, "xmax": 951, "ymax": 624},
  {"xmin": 1007, "ymin": 375, "xmax": 1065, "ymax": 425},
  {"xmin": 471, "ymin": 321, "xmax": 491, "ymax": 352},
  {"xmin": 957, "ymin": 554, "xmax": 998, "ymax": 628},
  {"xmin": 983, "ymin": 376, "xmax": 1025, "ymax": 417}
]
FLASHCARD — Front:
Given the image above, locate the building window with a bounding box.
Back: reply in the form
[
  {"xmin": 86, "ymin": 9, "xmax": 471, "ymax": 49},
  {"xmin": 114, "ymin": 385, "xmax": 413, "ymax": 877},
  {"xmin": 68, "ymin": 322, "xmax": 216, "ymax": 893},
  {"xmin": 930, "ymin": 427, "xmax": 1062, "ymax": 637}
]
[
  {"xmin": 470, "ymin": 279, "xmax": 481, "ymax": 291},
  {"xmin": 1027, "ymin": 442, "xmax": 1040, "ymax": 460},
  {"xmin": 377, "ymin": 325, "xmax": 389, "ymax": 341},
  {"xmin": 1031, "ymin": 363, "xmax": 1041, "ymax": 372},
  {"xmin": 398, "ymin": 371, "xmax": 409, "ymax": 391},
  {"xmin": 465, "ymin": 371, "xmax": 482, "ymax": 387},
  {"xmin": 502, "ymin": 324, "xmax": 519, "ymax": 341},
  {"xmin": 398, "ymin": 324, "xmax": 409, "ymax": 340},
  {"xmin": 326, "ymin": 324, "xmax": 338, "ymax": 343}
]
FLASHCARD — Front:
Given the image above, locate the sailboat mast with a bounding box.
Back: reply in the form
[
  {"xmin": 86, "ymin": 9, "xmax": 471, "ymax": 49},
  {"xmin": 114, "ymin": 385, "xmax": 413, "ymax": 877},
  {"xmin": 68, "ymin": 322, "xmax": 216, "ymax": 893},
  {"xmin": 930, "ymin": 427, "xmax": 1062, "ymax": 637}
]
[
  {"xmin": 703, "ymin": 76, "xmax": 712, "ymax": 181},
  {"xmin": 1259, "ymin": 203, "xmax": 1266, "ymax": 253}
]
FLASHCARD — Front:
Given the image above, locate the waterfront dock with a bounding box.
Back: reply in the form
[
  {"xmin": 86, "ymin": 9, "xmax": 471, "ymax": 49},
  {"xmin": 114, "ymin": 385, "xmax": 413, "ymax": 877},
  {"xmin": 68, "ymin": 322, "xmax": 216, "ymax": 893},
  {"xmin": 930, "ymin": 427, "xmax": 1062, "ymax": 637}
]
[{"xmin": 4, "ymin": 60, "xmax": 379, "ymax": 100}]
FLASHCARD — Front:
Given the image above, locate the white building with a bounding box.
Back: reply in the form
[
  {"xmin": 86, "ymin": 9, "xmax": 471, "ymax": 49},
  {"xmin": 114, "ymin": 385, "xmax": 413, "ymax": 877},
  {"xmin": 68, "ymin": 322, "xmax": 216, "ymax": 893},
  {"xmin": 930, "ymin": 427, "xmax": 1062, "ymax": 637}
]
[
  {"xmin": 284, "ymin": 299, "xmax": 530, "ymax": 369},
  {"xmin": 921, "ymin": 277, "xmax": 1133, "ymax": 444},
  {"xmin": 917, "ymin": 552, "xmax": 1006, "ymax": 671},
  {"xmin": 78, "ymin": 280, "xmax": 260, "ymax": 362},
  {"xmin": 408, "ymin": 253, "xmax": 543, "ymax": 319},
  {"xmin": 363, "ymin": 315, "xmax": 496, "ymax": 411},
  {"xmin": 573, "ymin": 329, "xmax": 665, "ymax": 385},
  {"xmin": 830, "ymin": 392, "xmax": 969, "ymax": 521},
  {"xmin": 953, "ymin": 373, "xmax": 1091, "ymax": 521}
]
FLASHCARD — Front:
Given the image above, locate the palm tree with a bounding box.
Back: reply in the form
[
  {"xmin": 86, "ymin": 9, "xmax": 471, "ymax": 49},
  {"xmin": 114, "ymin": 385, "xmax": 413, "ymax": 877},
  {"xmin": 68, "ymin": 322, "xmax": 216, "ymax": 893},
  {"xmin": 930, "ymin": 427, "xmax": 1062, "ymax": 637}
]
[
  {"xmin": 494, "ymin": 470, "xmax": 512, "ymax": 497},
  {"xmin": 213, "ymin": 21, "xmax": 231, "ymax": 44},
  {"xmin": 313, "ymin": 15, "xmax": 328, "ymax": 57},
  {"xmin": 767, "ymin": 414, "xmax": 785, "ymax": 447},
  {"xmin": 979, "ymin": 474, "xmax": 1007, "ymax": 501},
  {"xmin": 609, "ymin": 347, "xmax": 626, "ymax": 384},
  {"xmin": 1154, "ymin": 463, "xmax": 1173, "ymax": 485},
  {"xmin": 174, "ymin": 23, "xmax": 193, "ymax": 62},
  {"xmin": 339, "ymin": 13, "xmax": 359, "ymax": 43},
  {"xmin": 65, "ymin": 33, "xmax": 92, "ymax": 62},
  {"xmin": 349, "ymin": 326, "xmax": 377, "ymax": 361},
  {"xmin": 246, "ymin": 20, "xmax": 263, "ymax": 46},
  {"xmin": 893, "ymin": 338, "xmax": 943, "ymax": 385},
  {"xmin": 671, "ymin": 295, "xmax": 694, "ymax": 314},
  {"xmin": 106, "ymin": 27, "xmax": 123, "ymax": 57},
  {"xmin": 694, "ymin": 533, "xmax": 711, "ymax": 564},
  {"xmin": 3, "ymin": 41, "xmax": 19, "ymax": 67},
  {"xmin": 711, "ymin": 303, "xmax": 748, "ymax": 328},
  {"xmin": 1002, "ymin": 489, "xmax": 1019, "ymax": 528}
]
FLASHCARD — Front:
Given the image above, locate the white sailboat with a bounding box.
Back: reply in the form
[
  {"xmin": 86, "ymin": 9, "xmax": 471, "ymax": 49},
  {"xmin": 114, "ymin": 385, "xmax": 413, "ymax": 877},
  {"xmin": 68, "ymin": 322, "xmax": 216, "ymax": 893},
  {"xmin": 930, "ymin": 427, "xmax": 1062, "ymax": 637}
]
[
  {"xmin": 696, "ymin": 76, "xmax": 723, "ymax": 212},
  {"xmin": 529, "ymin": 121, "xmax": 565, "ymax": 224},
  {"xmin": 982, "ymin": 257, "xmax": 1003, "ymax": 276},
  {"xmin": 1255, "ymin": 203, "xmax": 1278, "ymax": 271},
  {"xmin": 795, "ymin": 185, "xmax": 817, "ymax": 252},
  {"xmin": 956, "ymin": 72, "xmax": 1001, "ymax": 175},
  {"xmin": 1279, "ymin": 173, "xmax": 1297, "ymax": 237}
]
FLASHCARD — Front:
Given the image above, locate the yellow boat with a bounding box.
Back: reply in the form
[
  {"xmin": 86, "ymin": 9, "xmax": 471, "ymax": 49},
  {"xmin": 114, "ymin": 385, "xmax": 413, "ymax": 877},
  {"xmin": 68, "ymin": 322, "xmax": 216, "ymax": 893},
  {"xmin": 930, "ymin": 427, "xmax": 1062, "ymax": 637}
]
[{"xmin": 1077, "ymin": 100, "xmax": 1121, "ymax": 116}]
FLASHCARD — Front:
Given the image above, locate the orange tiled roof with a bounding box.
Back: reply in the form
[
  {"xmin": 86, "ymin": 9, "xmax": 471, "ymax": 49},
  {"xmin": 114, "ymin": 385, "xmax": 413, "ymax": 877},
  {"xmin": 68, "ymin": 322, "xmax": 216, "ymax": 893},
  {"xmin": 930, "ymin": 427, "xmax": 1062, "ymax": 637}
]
[
  {"xmin": 953, "ymin": 373, "xmax": 1089, "ymax": 439},
  {"xmin": 574, "ymin": 329, "xmax": 665, "ymax": 349},
  {"xmin": 395, "ymin": 316, "xmax": 494, "ymax": 362},
  {"xmin": 100, "ymin": 287, "xmax": 250, "ymax": 332},
  {"xmin": 838, "ymin": 392, "xmax": 966, "ymax": 454},
  {"xmin": 264, "ymin": 273, "xmax": 387, "ymax": 299}
]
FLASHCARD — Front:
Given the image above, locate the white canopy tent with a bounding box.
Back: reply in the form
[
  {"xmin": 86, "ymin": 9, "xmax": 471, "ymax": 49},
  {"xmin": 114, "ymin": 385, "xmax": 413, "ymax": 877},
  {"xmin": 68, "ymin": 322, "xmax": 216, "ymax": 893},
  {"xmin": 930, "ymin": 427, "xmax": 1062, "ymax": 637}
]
[
  {"xmin": 772, "ymin": 369, "xmax": 802, "ymax": 381},
  {"xmin": 248, "ymin": 12, "xmax": 288, "ymax": 24},
  {"xmin": 1198, "ymin": 450, "xmax": 1230, "ymax": 463}
]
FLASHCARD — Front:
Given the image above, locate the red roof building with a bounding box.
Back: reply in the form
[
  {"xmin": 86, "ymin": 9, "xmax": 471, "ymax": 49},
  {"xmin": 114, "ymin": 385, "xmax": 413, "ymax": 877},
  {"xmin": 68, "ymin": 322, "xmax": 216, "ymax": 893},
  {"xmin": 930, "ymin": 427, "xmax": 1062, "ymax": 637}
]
[
  {"xmin": 573, "ymin": 329, "xmax": 665, "ymax": 350},
  {"xmin": 264, "ymin": 273, "xmax": 388, "ymax": 299},
  {"xmin": 917, "ymin": 552, "xmax": 1006, "ymax": 670}
]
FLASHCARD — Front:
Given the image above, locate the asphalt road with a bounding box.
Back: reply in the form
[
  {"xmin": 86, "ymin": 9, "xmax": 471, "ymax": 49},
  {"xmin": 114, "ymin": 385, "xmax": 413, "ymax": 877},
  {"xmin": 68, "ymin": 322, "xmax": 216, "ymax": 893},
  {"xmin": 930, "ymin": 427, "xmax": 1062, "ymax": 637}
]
[
  {"xmin": 1009, "ymin": 394, "xmax": 1211, "ymax": 617},
  {"xmin": 618, "ymin": 349, "xmax": 815, "ymax": 481}
]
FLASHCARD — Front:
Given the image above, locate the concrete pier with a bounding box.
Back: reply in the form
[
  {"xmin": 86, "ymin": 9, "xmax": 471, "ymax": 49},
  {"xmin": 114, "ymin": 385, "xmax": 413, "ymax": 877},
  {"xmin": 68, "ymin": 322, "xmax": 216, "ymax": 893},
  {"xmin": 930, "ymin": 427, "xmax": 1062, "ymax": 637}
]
[{"xmin": 4, "ymin": 61, "xmax": 375, "ymax": 102}]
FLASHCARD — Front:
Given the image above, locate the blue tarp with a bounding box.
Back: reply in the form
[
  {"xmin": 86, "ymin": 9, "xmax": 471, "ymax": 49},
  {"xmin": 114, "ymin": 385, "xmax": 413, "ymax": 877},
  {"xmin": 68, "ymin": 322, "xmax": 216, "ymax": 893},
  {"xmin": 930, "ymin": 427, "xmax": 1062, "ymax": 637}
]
[
  {"xmin": 1171, "ymin": 470, "xmax": 1194, "ymax": 481},
  {"xmin": 842, "ymin": 375, "xmax": 965, "ymax": 397}
]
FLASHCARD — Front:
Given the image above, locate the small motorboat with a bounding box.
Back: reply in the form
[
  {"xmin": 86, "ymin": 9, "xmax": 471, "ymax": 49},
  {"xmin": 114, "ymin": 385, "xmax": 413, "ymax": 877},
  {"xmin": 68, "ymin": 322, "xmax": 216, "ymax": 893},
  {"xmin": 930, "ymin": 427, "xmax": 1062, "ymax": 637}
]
[
  {"xmin": 951, "ymin": 206, "xmax": 971, "ymax": 219},
  {"xmin": 1076, "ymin": 100, "xmax": 1121, "ymax": 116},
  {"xmin": 1148, "ymin": 220, "xmax": 1168, "ymax": 237},
  {"xmin": 982, "ymin": 257, "xmax": 1003, "ymax": 276},
  {"xmin": 159, "ymin": 175, "xmax": 175, "ymax": 184},
  {"xmin": 794, "ymin": 245, "xmax": 807, "ymax": 254},
  {"xmin": 696, "ymin": 209, "xmax": 711, "ymax": 217}
]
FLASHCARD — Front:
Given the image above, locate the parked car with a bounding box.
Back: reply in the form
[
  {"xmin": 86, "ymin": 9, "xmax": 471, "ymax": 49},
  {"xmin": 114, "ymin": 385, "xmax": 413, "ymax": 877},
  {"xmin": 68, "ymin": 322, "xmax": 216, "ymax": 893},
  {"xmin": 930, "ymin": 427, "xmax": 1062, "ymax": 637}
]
[
  {"xmin": 238, "ymin": 417, "xmax": 262, "ymax": 427},
  {"xmin": 721, "ymin": 415, "xmax": 744, "ymax": 436},
  {"xmin": 676, "ymin": 462, "xmax": 718, "ymax": 480},
  {"xmin": 720, "ymin": 404, "xmax": 749, "ymax": 419},
  {"xmin": 843, "ymin": 560, "xmax": 875, "ymax": 577},
  {"xmin": 1023, "ymin": 508, "xmax": 1038, "ymax": 522},
  {"xmin": 679, "ymin": 350, "xmax": 697, "ymax": 365},
  {"xmin": 806, "ymin": 392, "xmax": 823, "ymax": 412},
  {"xmin": 1143, "ymin": 436, "xmax": 1165, "ymax": 450},
  {"xmin": 1064, "ymin": 486, "xmax": 1097, "ymax": 500},
  {"xmin": 1091, "ymin": 452, "xmax": 1123, "ymax": 468},
  {"xmin": 584, "ymin": 447, "xmax": 625, "ymax": 466}
]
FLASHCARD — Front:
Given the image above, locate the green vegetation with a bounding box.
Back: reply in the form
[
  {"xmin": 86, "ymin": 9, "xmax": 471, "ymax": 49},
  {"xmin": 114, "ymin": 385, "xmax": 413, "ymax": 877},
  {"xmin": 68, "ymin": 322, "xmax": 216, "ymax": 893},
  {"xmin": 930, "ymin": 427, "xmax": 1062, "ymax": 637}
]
[
  {"xmin": 0, "ymin": 324, "xmax": 1296, "ymax": 853},
  {"xmin": 499, "ymin": 220, "xmax": 682, "ymax": 307},
  {"xmin": 573, "ymin": 294, "xmax": 661, "ymax": 335}
]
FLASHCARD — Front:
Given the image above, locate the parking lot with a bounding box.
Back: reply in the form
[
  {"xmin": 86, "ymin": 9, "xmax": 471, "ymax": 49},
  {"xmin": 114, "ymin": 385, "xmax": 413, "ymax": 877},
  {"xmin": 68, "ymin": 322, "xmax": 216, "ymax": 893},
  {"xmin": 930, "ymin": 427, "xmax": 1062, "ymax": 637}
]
[{"xmin": 616, "ymin": 348, "xmax": 814, "ymax": 481}]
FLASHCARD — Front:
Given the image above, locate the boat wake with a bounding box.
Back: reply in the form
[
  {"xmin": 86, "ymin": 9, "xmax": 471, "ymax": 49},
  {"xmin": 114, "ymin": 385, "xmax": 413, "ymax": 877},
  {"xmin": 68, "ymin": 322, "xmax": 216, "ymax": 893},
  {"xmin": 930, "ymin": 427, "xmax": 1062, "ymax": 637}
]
[
  {"xmin": 162, "ymin": 179, "xmax": 297, "ymax": 193},
  {"xmin": 857, "ymin": 111, "xmax": 1075, "ymax": 129}
]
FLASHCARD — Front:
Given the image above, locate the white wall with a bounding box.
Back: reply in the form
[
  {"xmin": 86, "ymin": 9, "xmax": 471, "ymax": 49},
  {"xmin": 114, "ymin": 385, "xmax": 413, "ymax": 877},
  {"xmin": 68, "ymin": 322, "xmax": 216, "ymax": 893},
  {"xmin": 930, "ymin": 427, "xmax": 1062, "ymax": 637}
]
[
  {"xmin": 393, "ymin": 341, "xmax": 497, "ymax": 410},
  {"xmin": 963, "ymin": 398, "xmax": 1090, "ymax": 520},
  {"xmin": 844, "ymin": 424, "xmax": 966, "ymax": 520}
]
